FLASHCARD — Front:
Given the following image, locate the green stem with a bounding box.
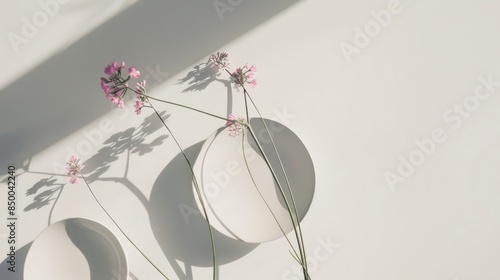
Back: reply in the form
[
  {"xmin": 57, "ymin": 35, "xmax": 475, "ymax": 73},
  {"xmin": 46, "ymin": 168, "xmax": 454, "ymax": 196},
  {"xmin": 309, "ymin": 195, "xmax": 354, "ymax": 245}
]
[
  {"xmin": 243, "ymin": 88, "xmax": 309, "ymax": 277},
  {"xmin": 131, "ymin": 89, "xmax": 228, "ymax": 122},
  {"xmin": 145, "ymin": 97, "xmax": 218, "ymax": 280},
  {"xmin": 241, "ymin": 131, "xmax": 302, "ymax": 262},
  {"xmin": 246, "ymin": 126, "xmax": 309, "ymax": 280},
  {"xmin": 79, "ymin": 175, "xmax": 170, "ymax": 280},
  {"xmin": 224, "ymin": 67, "xmax": 309, "ymax": 279}
]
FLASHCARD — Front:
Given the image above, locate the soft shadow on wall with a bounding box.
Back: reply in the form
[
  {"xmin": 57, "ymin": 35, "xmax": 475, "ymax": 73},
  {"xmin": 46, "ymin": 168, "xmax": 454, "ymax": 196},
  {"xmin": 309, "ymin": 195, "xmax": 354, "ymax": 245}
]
[{"xmin": 0, "ymin": 0, "xmax": 300, "ymax": 166}]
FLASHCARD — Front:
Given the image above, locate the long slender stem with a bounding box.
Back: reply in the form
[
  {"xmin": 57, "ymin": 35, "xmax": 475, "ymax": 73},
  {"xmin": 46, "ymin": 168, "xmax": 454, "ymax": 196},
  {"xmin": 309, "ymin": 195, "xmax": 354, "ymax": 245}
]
[
  {"xmin": 224, "ymin": 68, "xmax": 309, "ymax": 279},
  {"xmin": 246, "ymin": 126, "xmax": 309, "ymax": 280},
  {"xmin": 242, "ymin": 130, "xmax": 311, "ymax": 279},
  {"xmin": 135, "ymin": 91, "xmax": 228, "ymax": 122},
  {"xmin": 243, "ymin": 90, "xmax": 250, "ymax": 121},
  {"xmin": 145, "ymin": 97, "xmax": 218, "ymax": 280},
  {"xmin": 79, "ymin": 175, "xmax": 170, "ymax": 280},
  {"xmin": 241, "ymin": 131, "xmax": 301, "ymax": 261},
  {"xmin": 243, "ymin": 89, "xmax": 309, "ymax": 276}
]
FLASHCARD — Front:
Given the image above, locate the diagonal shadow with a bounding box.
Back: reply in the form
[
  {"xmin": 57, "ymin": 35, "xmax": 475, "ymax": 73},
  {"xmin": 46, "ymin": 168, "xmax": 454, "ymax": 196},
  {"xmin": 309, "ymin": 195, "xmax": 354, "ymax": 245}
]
[{"xmin": 0, "ymin": 0, "xmax": 300, "ymax": 167}]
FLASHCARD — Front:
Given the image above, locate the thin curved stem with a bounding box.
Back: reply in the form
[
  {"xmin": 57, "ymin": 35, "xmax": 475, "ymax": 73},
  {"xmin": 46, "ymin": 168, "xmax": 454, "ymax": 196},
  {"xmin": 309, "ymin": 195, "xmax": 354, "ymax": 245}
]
[
  {"xmin": 242, "ymin": 130, "xmax": 311, "ymax": 280},
  {"xmin": 243, "ymin": 88, "xmax": 309, "ymax": 274},
  {"xmin": 131, "ymin": 89, "xmax": 228, "ymax": 122},
  {"xmin": 79, "ymin": 175, "xmax": 171, "ymax": 280},
  {"xmin": 145, "ymin": 97, "xmax": 218, "ymax": 280},
  {"xmin": 241, "ymin": 131, "xmax": 301, "ymax": 260},
  {"xmin": 223, "ymin": 68, "xmax": 309, "ymax": 279},
  {"xmin": 246, "ymin": 126, "xmax": 309, "ymax": 280}
]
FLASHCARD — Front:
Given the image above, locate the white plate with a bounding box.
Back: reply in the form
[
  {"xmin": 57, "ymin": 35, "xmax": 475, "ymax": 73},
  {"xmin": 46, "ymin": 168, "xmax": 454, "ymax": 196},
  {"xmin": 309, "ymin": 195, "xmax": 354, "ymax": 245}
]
[
  {"xmin": 193, "ymin": 118, "xmax": 316, "ymax": 243},
  {"xmin": 24, "ymin": 218, "xmax": 127, "ymax": 280}
]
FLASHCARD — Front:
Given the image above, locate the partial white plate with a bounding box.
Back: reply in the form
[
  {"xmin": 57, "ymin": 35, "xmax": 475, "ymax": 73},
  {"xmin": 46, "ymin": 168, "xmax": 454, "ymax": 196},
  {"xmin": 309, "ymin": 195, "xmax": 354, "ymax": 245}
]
[
  {"xmin": 193, "ymin": 118, "xmax": 316, "ymax": 243},
  {"xmin": 24, "ymin": 217, "xmax": 127, "ymax": 280}
]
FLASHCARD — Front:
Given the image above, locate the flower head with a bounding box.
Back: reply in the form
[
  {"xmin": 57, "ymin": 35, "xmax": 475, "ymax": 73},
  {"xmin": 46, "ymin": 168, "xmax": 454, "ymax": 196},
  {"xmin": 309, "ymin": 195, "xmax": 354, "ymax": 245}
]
[
  {"xmin": 100, "ymin": 78, "xmax": 110, "ymax": 94},
  {"xmin": 129, "ymin": 67, "xmax": 141, "ymax": 79},
  {"xmin": 104, "ymin": 61, "xmax": 125, "ymax": 78},
  {"xmin": 225, "ymin": 114, "xmax": 246, "ymax": 137},
  {"xmin": 135, "ymin": 80, "xmax": 146, "ymax": 94},
  {"xmin": 66, "ymin": 156, "xmax": 81, "ymax": 184},
  {"xmin": 104, "ymin": 61, "xmax": 118, "ymax": 76},
  {"xmin": 208, "ymin": 52, "xmax": 230, "ymax": 70},
  {"xmin": 100, "ymin": 62, "xmax": 143, "ymax": 110},
  {"xmin": 134, "ymin": 100, "xmax": 143, "ymax": 115},
  {"xmin": 231, "ymin": 63, "xmax": 257, "ymax": 89}
]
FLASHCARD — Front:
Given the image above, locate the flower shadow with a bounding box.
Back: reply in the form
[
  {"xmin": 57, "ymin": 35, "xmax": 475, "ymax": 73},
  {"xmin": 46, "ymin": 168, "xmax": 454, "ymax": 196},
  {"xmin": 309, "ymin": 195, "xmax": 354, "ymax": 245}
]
[
  {"xmin": 176, "ymin": 62, "xmax": 222, "ymax": 93},
  {"xmin": 177, "ymin": 62, "xmax": 234, "ymax": 116},
  {"xmin": 24, "ymin": 177, "xmax": 64, "ymax": 212},
  {"xmin": 81, "ymin": 111, "xmax": 170, "ymax": 183},
  {"xmin": 24, "ymin": 176, "xmax": 66, "ymax": 225}
]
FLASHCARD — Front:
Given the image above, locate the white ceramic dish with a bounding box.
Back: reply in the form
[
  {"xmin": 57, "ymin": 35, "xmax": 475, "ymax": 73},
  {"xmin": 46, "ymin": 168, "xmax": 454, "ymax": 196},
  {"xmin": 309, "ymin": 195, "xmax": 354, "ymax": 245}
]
[
  {"xmin": 24, "ymin": 217, "xmax": 127, "ymax": 280},
  {"xmin": 193, "ymin": 118, "xmax": 316, "ymax": 243}
]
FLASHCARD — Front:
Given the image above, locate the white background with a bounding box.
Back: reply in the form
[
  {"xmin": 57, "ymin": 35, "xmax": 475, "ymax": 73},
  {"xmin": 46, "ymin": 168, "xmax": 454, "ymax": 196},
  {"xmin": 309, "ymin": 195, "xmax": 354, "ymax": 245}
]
[{"xmin": 1, "ymin": 0, "xmax": 500, "ymax": 279}]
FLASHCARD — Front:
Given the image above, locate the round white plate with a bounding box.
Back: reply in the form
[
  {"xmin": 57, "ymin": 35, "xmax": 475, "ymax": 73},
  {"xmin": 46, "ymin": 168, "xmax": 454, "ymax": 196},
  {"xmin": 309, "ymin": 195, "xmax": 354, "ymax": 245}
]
[
  {"xmin": 24, "ymin": 217, "xmax": 127, "ymax": 280},
  {"xmin": 193, "ymin": 118, "xmax": 316, "ymax": 243}
]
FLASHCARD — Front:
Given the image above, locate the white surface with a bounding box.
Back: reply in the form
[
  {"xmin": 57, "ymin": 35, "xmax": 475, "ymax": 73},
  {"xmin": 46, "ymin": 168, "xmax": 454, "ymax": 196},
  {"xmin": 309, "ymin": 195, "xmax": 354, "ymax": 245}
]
[{"xmin": 1, "ymin": 0, "xmax": 500, "ymax": 280}]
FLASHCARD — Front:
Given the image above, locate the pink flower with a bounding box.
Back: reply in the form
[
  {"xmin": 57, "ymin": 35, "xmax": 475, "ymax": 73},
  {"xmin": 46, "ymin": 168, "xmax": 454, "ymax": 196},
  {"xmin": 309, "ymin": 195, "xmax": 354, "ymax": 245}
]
[
  {"xmin": 135, "ymin": 80, "xmax": 146, "ymax": 94},
  {"xmin": 104, "ymin": 61, "xmax": 118, "ymax": 76},
  {"xmin": 112, "ymin": 97, "xmax": 124, "ymax": 109},
  {"xmin": 231, "ymin": 63, "xmax": 257, "ymax": 89},
  {"xmin": 225, "ymin": 114, "xmax": 246, "ymax": 137},
  {"xmin": 117, "ymin": 99, "xmax": 124, "ymax": 109},
  {"xmin": 134, "ymin": 100, "xmax": 143, "ymax": 115},
  {"xmin": 66, "ymin": 156, "xmax": 81, "ymax": 184},
  {"xmin": 129, "ymin": 67, "xmax": 141, "ymax": 79},
  {"xmin": 208, "ymin": 52, "xmax": 230, "ymax": 70},
  {"xmin": 100, "ymin": 62, "xmax": 145, "ymax": 112},
  {"xmin": 100, "ymin": 79, "xmax": 110, "ymax": 94},
  {"xmin": 247, "ymin": 64, "xmax": 256, "ymax": 72},
  {"xmin": 249, "ymin": 79, "xmax": 257, "ymax": 89},
  {"xmin": 110, "ymin": 92, "xmax": 125, "ymax": 109}
]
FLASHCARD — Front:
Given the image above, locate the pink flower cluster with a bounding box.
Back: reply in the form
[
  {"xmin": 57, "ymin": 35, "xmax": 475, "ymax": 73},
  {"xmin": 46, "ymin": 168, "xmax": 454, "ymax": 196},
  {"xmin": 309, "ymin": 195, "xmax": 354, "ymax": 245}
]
[
  {"xmin": 225, "ymin": 114, "xmax": 246, "ymax": 137},
  {"xmin": 66, "ymin": 156, "xmax": 81, "ymax": 184},
  {"xmin": 134, "ymin": 80, "xmax": 146, "ymax": 115},
  {"xmin": 207, "ymin": 52, "xmax": 257, "ymax": 90},
  {"xmin": 231, "ymin": 63, "xmax": 257, "ymax": 89},
  {"xmin": 100, "ymin": 61, "xmax": 146, "ymax": 113}
]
